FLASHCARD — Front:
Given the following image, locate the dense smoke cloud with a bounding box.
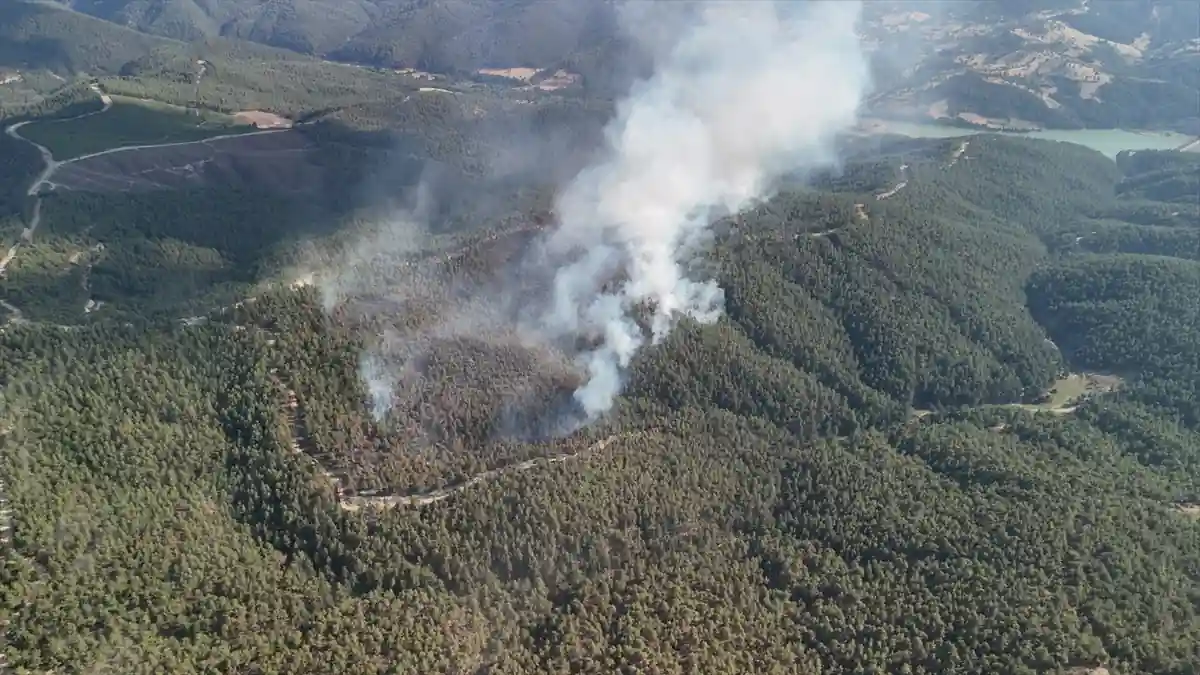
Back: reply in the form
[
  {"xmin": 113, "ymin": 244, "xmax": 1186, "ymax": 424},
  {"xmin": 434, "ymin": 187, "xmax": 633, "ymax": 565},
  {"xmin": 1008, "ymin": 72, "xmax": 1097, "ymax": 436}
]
[
  {"xmin": 322, "ymin": 0, "xmax": 872, "ymax": 429},
  {"xmin": 535, "ymin": 0, "xmax": 872, "ymax": 418}
]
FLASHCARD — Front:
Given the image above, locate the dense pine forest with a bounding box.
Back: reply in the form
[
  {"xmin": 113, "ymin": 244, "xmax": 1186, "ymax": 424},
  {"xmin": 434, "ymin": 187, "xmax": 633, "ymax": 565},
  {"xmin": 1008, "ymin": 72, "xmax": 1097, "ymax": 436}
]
[
  {"xmin": 4, "ymin": 0, "xmax": 1200, "ymax": 670},
  {"xmin": 4, "ymin": 119, "xmax": 1200, "ymax": 672}
]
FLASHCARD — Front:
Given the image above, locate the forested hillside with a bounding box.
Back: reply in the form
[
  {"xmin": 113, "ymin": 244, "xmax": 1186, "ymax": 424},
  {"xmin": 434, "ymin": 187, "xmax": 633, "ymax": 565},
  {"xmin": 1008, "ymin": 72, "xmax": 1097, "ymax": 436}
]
[
  {"xmin": 1, "ymin": 0, "xmax": 614, "ymax": 146},
  {"xmin": 10, "ymin": 0, "xmax": 1200, "ymax": 134},
  {"xmin": 926, "ymin": 70, "xmax": 1200, "ymax": 133},
  {"xmin": 5, "ymin": 125, "xmax": 1200, "ymax": 673},
  {"xmin": 1, "ymin": 0, "xmax": 633, "ymax": 103},
  {"xmin": 57, "ymin": 0, "xmax": 619, "ymax": 74},
  {"xmin": 0, "ymin": 81, "xmax": 606, "ymax": 324},
  {"xmin": 5, "ymin": 0, "xmax": 1200, "ymax": 669},
  {"xmin": 0, "ymin": 1, "xmax": 429, "ymax": 121}
]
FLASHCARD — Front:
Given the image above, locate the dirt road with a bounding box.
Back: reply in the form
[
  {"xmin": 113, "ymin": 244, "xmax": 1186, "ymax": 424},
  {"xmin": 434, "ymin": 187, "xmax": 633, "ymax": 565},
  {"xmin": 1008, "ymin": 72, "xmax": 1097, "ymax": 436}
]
[
  {"xmin": 875, "ymin": 163, "xmax": 909, "ymax": 200},
  {"xmin": 2, "ymin": 84, "xmax": 113, "ymax": 275},
  {"xmin": 269, "ymin": 357, "xmax": 634, "ymax": 512},
  {"xmin": 339, "ymin": 434, "xmax": 634, "ymax": 512},
  {"xmin": 1, "ymin": 85, "xmax": 290, "ymax": 280}
]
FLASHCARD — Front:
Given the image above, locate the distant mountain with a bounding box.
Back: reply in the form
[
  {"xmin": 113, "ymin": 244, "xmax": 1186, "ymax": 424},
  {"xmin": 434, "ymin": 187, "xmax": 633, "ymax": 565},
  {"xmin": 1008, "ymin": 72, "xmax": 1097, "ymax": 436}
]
[
  {"xmin": 0, "ymin": 1, "xmax": 436, "ymax": 123},
  {"xmin": 0, "ymin": 1, "xmax": 346, "ymax": 76},
  {"xmin": 56, "ymin": 0, "xmax": 621, "ymax": 73},
  {"xmin": 8, "ymin": 0, "xmax": 1200, "ymax": 132},
  {"xmin": 0, "ymin": 1, "xmax": 176, "ymax": 75},
  {"xmin": 863, "ymin": 0, "xmax": 1200, "ymax": 132}
]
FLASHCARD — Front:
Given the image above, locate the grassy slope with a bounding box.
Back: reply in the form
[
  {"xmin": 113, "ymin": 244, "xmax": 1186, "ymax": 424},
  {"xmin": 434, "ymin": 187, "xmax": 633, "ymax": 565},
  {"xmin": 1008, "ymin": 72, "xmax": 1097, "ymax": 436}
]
[{"xmin": 18, "ymin": 95, "xmax": 252, "ymax": 158}]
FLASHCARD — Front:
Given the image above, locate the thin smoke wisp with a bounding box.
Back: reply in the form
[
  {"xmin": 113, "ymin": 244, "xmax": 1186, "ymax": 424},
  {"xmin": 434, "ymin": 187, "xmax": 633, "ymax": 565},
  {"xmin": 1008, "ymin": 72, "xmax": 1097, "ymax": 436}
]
[{"xmin": 535, "ymin": 0, "xmax": 872, "ymax": 419}]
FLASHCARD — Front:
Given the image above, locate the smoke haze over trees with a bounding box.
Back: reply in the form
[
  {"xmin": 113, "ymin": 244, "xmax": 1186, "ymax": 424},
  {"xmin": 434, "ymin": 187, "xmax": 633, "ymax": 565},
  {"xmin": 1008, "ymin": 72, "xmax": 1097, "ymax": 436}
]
[{"xmin": 4, "ymin": 0, "xmax": 1200, "ymax": 673}]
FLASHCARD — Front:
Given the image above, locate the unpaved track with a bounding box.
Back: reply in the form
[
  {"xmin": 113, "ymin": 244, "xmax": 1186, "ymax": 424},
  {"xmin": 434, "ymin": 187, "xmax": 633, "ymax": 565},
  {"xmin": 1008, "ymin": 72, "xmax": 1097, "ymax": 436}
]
[
  {"xmin": 0, "ymin": 300, "xmax": 25, "ymax": 325},
  {"xmin": 37, "ymin": 126, "xmax": 289, "ymax": 173},
  {"xmin": 2, "ymin": 84, "xmax": 113, "ymax": 276},
  {"xmin": 339, "ymin": 433, "xmax": 637, "ymax": 512},
  {"xmin": 875, "ymin": 163, "xmax": 909, "ymax": 200},
  {"xmin": 1, "ymin": 84, "xmax": 290, "ymax": 280},
  {"xmin": 253, "ymin": 289, "xmax": 636, "ymax": 514},
  {"xmin": 270, "ymin": 362, "xmax": 638, "ymax": 512}
]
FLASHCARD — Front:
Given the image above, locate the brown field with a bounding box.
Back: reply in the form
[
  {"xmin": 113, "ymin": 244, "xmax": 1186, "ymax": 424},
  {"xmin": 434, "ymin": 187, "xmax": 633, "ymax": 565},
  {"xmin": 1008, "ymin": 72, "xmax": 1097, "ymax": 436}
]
[
  {"xmin": 233, "ymin": 110, "xmax": 293, "ymax": 129},
  {"xmin": 478, "ymin": 67, "xmax": 540, "ymax": 82},
  {"xmin": 48, "ymin": 131, "xmax": 322, "ymax": 194},
  {"xmin": 477, "ymin": 67, "xmax": 581, "ymax": 90}
]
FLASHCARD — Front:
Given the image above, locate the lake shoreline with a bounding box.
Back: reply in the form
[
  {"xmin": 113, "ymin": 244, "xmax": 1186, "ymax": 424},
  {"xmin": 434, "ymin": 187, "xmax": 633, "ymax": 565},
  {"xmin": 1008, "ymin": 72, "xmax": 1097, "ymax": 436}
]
[{"xmin": 856, "ymin": 118, "xmax": 1198, "ymax": 158}]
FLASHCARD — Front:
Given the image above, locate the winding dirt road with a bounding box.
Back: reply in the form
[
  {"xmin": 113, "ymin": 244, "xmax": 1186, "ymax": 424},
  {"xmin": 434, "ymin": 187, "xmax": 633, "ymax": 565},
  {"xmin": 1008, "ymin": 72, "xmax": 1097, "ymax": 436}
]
[
  {"xmin": 1, "ymin": 86, "xmax": 290, "ymax": 278},
  {"xmin": 2, "ymin": 84, "xmax": 112, "ymax": 275},
  {"xmin": 339, "ymin": 433, "xmax": 635, "ymax": 512},
  {"xmin": 874, "ymin": 162, "xmax": 910, "ymax": 200},
  {"xmin": 269, "ymin": 364, "xmax": 637, "ymax": 512}
]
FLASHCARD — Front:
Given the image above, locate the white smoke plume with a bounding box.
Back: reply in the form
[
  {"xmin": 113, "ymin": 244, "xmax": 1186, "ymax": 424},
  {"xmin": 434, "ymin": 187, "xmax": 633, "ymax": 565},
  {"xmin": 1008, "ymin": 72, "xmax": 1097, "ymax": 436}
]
[
  {"xmin": 536, "ymin": 0, "xmax": 872, "ymax": 418},
  {"xmin": 360, "ymin": 350, "xmax": 396, "ymax": 421},
  {"xmin": 322, "ymin": 0, "xmax": 872, "ymax": 428}
]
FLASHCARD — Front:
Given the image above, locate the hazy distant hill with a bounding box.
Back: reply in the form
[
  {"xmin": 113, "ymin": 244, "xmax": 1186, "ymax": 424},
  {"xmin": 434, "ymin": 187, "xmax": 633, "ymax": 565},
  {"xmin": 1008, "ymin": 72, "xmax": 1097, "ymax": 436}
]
[
  {"xmin": 864, "ymin": 0, "xmax": 1200, "ymax": 132},
  {"xmin": 57, "ymin": 0, "xmax": 620, "ymax": 72},
  {"xmin": 0, "ymin": 1, "xmax": 175, "ymax": 74},
  {"xmin": 10, "ymin": 0, "xmax": 1199, "ymax": 131}
]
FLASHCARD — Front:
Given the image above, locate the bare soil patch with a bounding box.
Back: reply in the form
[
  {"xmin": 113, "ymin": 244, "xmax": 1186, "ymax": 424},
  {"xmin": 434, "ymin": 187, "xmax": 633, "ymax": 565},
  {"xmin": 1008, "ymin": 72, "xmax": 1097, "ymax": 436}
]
[
  {"xmin": 926, "ymin": 99, "xmax": 950, "ymax": 120},
  {"xmin": 233, "ymin": 110, "xmax": 293, "ymax": 129},
  {"xmin": 394, "ymin": 68, "xmax": 440, "ymax": 81},
  {"xmin": 1176, "ymin": 504, "xmax": 1200, "ymax": 518},
  {"xmin": 880, "ymin": 11, "xmax": 931, "ymax": 27},
  {"xmin": 477, "ymin": 67, "xmax": 540, "ymax": 82},
  {"xmin": 476, "ymin": 67, "xmax": 580, "ymax": 91}
]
